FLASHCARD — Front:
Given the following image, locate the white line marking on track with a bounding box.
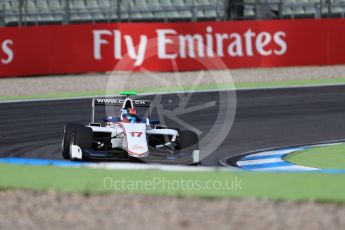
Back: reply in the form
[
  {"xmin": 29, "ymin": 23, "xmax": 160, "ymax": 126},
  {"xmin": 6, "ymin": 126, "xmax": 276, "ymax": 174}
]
[
  {"xmin": 237, "ymin": 158, "xmax": 284, "ymax": 166},
  {"xmin": 254, "ymin": 165, "xmax": 318, "ymax": 171}
]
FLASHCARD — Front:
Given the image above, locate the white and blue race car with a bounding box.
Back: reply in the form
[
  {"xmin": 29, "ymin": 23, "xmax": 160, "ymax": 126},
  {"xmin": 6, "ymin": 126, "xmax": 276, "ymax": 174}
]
[{"xmin": 62, "ymin": 92, "xmax": 200, "ymax": 165}]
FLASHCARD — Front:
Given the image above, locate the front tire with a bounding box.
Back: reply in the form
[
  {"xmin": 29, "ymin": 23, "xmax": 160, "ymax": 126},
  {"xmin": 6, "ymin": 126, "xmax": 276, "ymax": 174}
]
[
  {"xmin": 73, "ymin": 126, "xmax": 93, "ymax": 150},
  {"xmin": 62, "ymin": 123, "xmax": 92, "ymax": 159}
]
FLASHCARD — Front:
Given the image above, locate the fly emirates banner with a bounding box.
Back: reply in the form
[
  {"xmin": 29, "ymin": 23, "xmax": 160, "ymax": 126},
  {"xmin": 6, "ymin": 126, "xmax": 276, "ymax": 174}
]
[{"xmin": 0, "ymin": 19, "xmax": 344, "ymax": 77}]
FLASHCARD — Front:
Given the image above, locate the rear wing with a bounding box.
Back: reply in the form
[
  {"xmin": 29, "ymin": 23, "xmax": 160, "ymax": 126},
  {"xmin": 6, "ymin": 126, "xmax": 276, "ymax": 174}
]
[
  {"xmin": 93, "ymin": 98, "xmax": 151, "ymax": 107},
  {"xmin": 91, "ymin": 98, "xmax": 151, "ymax": 123}
]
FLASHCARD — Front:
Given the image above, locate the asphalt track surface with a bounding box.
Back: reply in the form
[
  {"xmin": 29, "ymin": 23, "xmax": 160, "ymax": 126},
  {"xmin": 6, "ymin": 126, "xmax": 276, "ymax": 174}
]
[{"xmin": 1, "ymin": 85, "xmax": 345, "ymax": 166}]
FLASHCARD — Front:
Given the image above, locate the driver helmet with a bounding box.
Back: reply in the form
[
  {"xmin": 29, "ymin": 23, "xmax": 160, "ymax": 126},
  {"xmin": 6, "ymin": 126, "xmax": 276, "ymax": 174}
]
[
  {"xmin": 121, "ymin": 108, "xmax": 137, "ymax": 123},
  {"xmin": 127, "ymin": 108, "xmax": 137, "ymax": 123},
  {"xmin": 128, "ymin": 108, "xmax": 137, "ymax": 116}
]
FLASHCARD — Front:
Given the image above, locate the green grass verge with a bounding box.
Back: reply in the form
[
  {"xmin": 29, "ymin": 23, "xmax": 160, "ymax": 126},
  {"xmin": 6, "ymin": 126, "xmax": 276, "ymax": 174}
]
[
  {"xmin": 2, "ymin": 78, "xmax": 345, "ymax": 101},
  {"xmin": 1, "ymin": 163, "xmax": 345, "ymax": 202},
  {"xmin": 285, "ymin": 144, "xmax": 345, "ymax": 170}
]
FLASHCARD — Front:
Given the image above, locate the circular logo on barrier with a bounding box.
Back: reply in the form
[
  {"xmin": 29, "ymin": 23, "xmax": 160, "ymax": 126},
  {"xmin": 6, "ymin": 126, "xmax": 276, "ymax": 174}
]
[{"xmin": 104, "ymin": 36, "xmax": 237, "ymax": 163}]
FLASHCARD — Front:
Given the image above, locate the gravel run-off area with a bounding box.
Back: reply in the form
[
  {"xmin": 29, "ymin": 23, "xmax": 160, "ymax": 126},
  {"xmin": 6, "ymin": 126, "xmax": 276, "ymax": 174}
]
[
  {"xmin": 1, "ymin": 65, "xmax": 345, "ymax": 97},
  {"xmin": 0, "ymin": 190, "xmax": 344, "ymax": 230}
]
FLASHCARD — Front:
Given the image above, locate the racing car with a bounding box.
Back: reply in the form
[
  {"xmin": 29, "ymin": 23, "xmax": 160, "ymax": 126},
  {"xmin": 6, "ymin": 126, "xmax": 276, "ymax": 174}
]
[{"xmin": 62, "ymin": 92, "xmax": 200, "ymax": 165}]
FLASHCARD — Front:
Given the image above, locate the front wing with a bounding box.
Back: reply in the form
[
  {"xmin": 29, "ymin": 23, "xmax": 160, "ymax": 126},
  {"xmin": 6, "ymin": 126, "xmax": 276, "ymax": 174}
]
[{"xmin": 71, "ymin": 146, "xmax": 199, "ymax": 165}]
